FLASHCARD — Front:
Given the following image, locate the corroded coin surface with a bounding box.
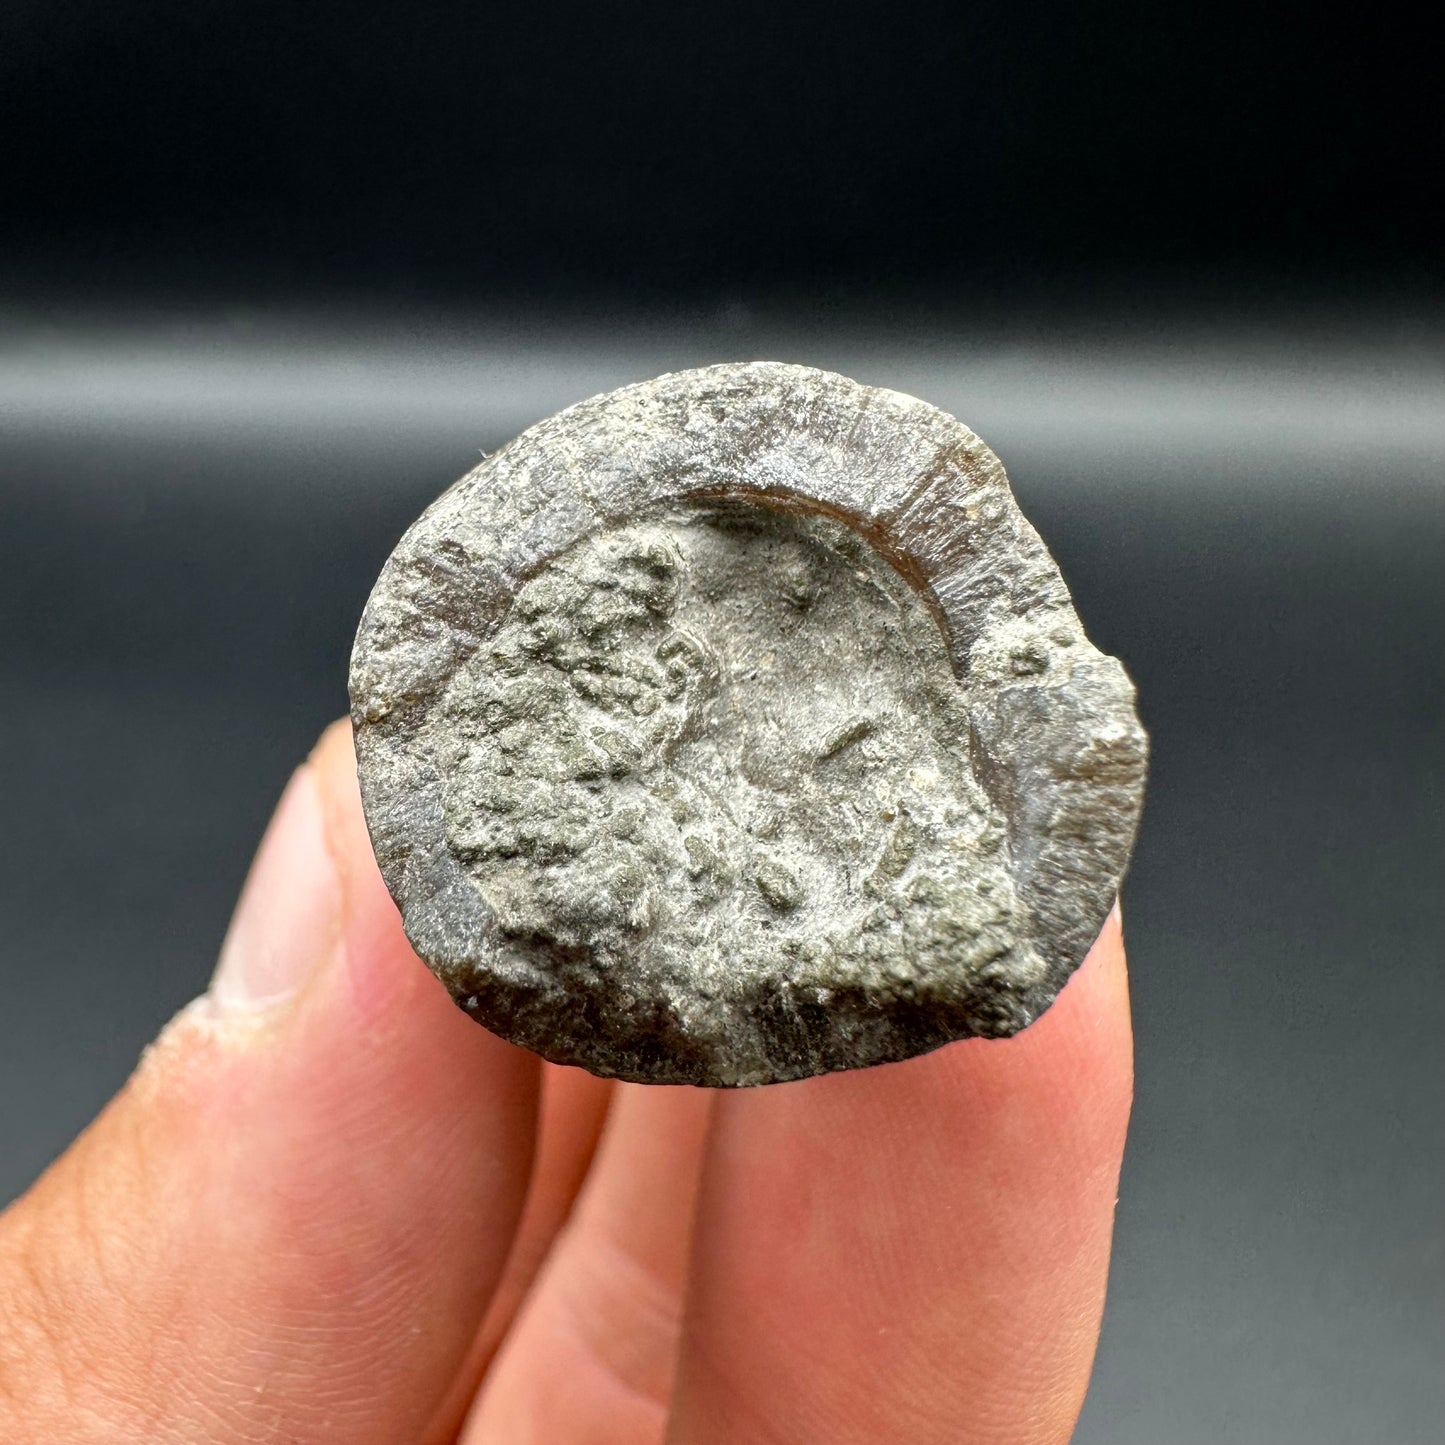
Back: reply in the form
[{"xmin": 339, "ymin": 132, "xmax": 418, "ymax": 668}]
[{"xmin": 350, "ymin": 363, "xmax": 1147, "ymax": 1085}]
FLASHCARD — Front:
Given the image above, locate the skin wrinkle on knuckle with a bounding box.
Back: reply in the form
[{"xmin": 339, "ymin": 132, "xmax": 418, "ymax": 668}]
[
  {"xmin": 162, "ymin": 1289, "xmax": 446, "ymax": 1445},
  {"xmin": 0, "ymin": 1225, "xmax": 73, "ymax": 1416},
  {"xmin": 554, "ymin": 1228, "xmax": 687, "ymax": 1414},
  {"xmin": 0, "ymin": 1210, "xmax": 161, "ymax": 1442}
]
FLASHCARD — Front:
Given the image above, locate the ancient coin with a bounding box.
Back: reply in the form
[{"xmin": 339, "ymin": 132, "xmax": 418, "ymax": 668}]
[{"xmin": 349, "ymin": 363, "xmax": 1147, "ymax": 1085}]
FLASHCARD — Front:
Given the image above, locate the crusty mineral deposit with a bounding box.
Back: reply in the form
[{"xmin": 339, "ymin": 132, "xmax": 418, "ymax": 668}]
[{"xmin": 349, "ymin": 363, "xmax": 1147, "ymax": 1085}]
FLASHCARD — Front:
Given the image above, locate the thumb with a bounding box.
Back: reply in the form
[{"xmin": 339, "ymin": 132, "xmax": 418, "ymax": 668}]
[{"xmin": 0, "ymin": 722, "xmax": 539, "ymax": 1444}]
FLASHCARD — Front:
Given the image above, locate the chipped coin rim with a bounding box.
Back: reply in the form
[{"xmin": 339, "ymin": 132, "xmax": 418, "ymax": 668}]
[{"xmin": 349, "ymin": 362, "xmax": 1147, "ymax": 1084}]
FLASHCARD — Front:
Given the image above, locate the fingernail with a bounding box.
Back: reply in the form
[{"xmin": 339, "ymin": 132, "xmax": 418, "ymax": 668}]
[{"xmin": 209, "ymin": 763, "xmax": 341, "ymax": 1014}]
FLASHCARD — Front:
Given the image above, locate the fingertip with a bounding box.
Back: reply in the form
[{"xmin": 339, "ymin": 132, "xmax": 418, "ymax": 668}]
[
  {"xmin": 672, "ymin": 909, "xmax": 1136, "ymax": 1445},
  {"xmin": 308, "ymin": 717, "xmax": 378, "ymax": 914},
  {"xmin": 306, "ymin": 716, "xmax": 442, "ymax": 1031},
  {"xmin": 207, "ymin": 760, "xmax": 340, "ymax": 1015},
  {"xmin": 1012, "ymin": 903, "xmax": 1134, "ymax": 1161},
  {"xmin": 1026, "ymin": 902, "xmax": 1139, "ymax": 1056},
  {"xmin": 308, "ymin": 716, "xmax": 363, "ymax": 826},
  {"xmin": 0, "ymin": 721, "xmax": 542, "ymax": 1445}
]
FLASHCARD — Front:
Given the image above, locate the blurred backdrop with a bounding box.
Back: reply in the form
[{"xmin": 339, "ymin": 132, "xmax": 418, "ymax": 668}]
[{"xmin": 2, "ymin": 5, "xmax": 1440, "ymax": 1443}]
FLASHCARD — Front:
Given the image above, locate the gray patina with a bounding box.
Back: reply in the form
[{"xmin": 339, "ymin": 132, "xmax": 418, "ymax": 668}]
[{"xmin": 350, "ymin": 363, "xmax": 1147, "ymax": 1085}]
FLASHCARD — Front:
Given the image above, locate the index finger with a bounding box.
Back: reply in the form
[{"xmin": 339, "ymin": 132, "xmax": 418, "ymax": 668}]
[{"xmin": 669, "ymin": 909, "xmax": 1133, "ymax": 1445}]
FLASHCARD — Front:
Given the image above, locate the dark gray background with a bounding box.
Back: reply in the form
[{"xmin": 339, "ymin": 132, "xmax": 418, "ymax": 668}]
[
  {"xmin": 2, "ymin": 1, "xmax": 1442, "ymax": 1440},
  {"xmin": 3, "ymin": 310, "xmax": 1440, "ymax": 1444}
]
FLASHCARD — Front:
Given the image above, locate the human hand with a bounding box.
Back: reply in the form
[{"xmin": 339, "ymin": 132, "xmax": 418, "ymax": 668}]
[{"xmin": 0, "ymin": 721, "xmax": 1132, "ymax": 1444}]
